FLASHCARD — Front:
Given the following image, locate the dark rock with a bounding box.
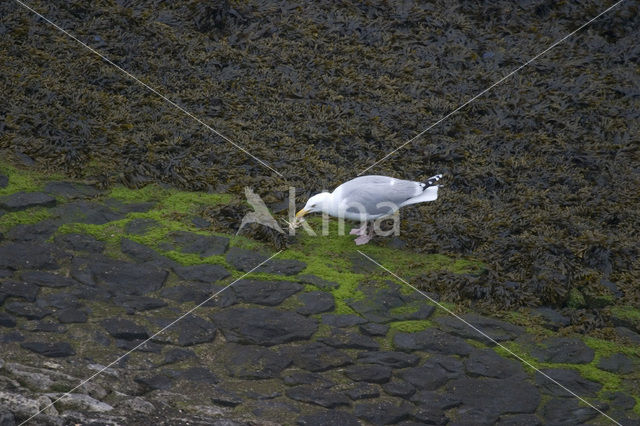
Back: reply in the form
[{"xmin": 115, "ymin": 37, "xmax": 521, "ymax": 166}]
[
  {"xmin": 393, "ymin": 328, "xmax": 473, "ymax": 356},
  {"xmin": 296, "ymin": 274, "xmax": 339, "ymax": 289},
  {"xmin": 451, "ymin": 407, "xmax": 499, "ymax": 425},
  {"xmin": 319, "ymin": 328, "xmax": 379, "ymax": 350},
  {"xmin": 597, "ymin": 353, "xmax": 633, "ymax": 374},
  {"xmin": 413, "ymin": 407, "xmax": 449, "ymax": 425},
  {"xmin": 165, "ymin": 231, "xmax": 229, "ymax": 256},
  {"xmin": 287, "ymin": 342, "xmax": 352, "ymax": 372},
  {"xmin": 120, "ymin": 238, "xmax": 176, "ymax": 267},
  {"xmin": 360, "ymin": 322, "xmax": 389, "ymax": 336},
  {"xmin": 116, "ymin": 338, "xmax": 162, "ymax": 353},
  {"xmin": 226, "ymin": 247, "xmax": 306, "ymax": 275},
  {"xmin": 5, "ymin": 302, "xmax": 52, "ymax": 319},
  {"xmin": 54, "ymin": 233, "xmax": 105, "ymax": 253},
  {"xmin": 410, "ymin": 390, "xmax": 461, "ymax": 410},
  {"xmin": 21, "ymin": 270, "xmax": 78, "ymax": 288},
  {"xmin": 435, "ymin": 314, "xmax": 524, "ymax": 343},
  {"xmin": 5, "ymin": 221, "xmax": 58, "ymax": 242},
  {"xmin": 0, "ymin": 331, "xmax": 24, "ymax": 342},
  {"xmin": 159, "ymin": 283, "xmax": 221, "ymax": 305},
  {"xmin": 113, "ymin": 295, "xmax": 167, "ymax": 313},
  {"xmin": 321, "ymin": 313, "xmax": 367, "ymax": 327},
  {"xmin": 599, "ymin": 279, "xmax": 623, "ymax": 298},
  {"xmin": 465, "ymin": 348, "xmax": 525, "ymax": 379},
  {"xmin": 345, "ymin": 364, "xmax": 392, "ymax": 383},
  {"xmin": 210, "ymin": 386, "xmax": 242, "ymax": 407},
  {"xmin": 283, "ymin": 371, "xmax": 334, "ymax": 388},
  {"xmin": 101, "ymin": 318, "xmax": 149, "ymax": 340},
  {"xmin": 124, "ymin": 218, "xmax": 158, "ymax": 235},
  {"xmin": 212, "ymin": 307, "xmax": 317, "ymax": 345},
  {"xmin": 0, "ymin": 191, "xmax": 56, "ymax": 211},
  {"xmin": 232, "ymin": 279, "xmax": 302, "ymax": 306},
  {"xmin": 616, "ymin": 327, "xmax": 640, "ymax": 344},
  {"xmin": 0, "ymin": 269, "xmax": 11, "ymax": 278},
  {"xmin": 0, "ymin": 312, "xmax": 16, "ymax": 327},
  {"xmin": 162, "ymin": 348, "xmax": 197, "ymax": 365},
  {"xmin": 448, "ymin": 377, "xmax": 540, "ymax": 415},
  {"xmin": 285, "ymin": 385, "xmax": 349, "ymax": 408},
  {"xmin": 171, "ymin": 366, "xmax": 219, "ymax": 384},
  {"xmin": 20, "ymin": 341, "xmax": 75, "ymax": 357},
  {"xmin": 51, "ymin": 201, "xmax": 122, "ymax": 225},
  {"xmin": 152, "ymin": 314, "xmax": 216, "ymax": 346},
  {"xmin": 530, "ymin": 337, "xmax": 594, "ymax": 364},
  {"xmin": 349, "ymin": 253, "xmax": 380, "ymax": 273},
  {"xmin": 36, "ymin": 292, "xmax": 81, "ymax": 310},
  {"xmin": 222, "ymin": 343, "xmax": 291, "ymax": 379},
  {"xmin": 172, "ymin": 264, "xmax": 230, "ymax": 283},
  {"xmin": 43, "ymin": 181, "xmax": 101, "ymax": 199},
  {"xmin": 0, "ymin": 242, "xmax": 59, "ymax": 270},
  {"xmin": 535, "ymin": 368, "xmax": 601, "ymax": 397},
  {"xmin": 496, "ymin": 414, "xmax": 542, "ymax": 426},
  {"xmin": 357, "ymin": 351, "xmax": 420, "ymax": 368},
  {"xmin": 106, "ymin": 199, "xmax": 155, "ymax": 214},
  {"xmin": 540, "ymin": 398, "xmax": 598, "ymax": 425},
  {"xmin": 0, "ymin": 174, "xmax": 7, "ymax": 188},
  {"xmin": 383, "ymin": 380, "xmax": 415, "ymax": 398},
  {"xmin": 0, "ymin": 410, "xmax": 15, "ymax": 426},
  {"xmin": 191, "ymin": 216, "xmax": 211, "ymax": 229},
  {"xmin": 354, "ymin": 399, "xmax": 413, "ymax": 424},
  {"xmin": 602, "ymin": 391, "xmax": 636, "ymax": 410},
  {"xmin": 296, "ymin": 291, "xmax": 335, "ymax": 314},
  {"xmin": 134, "ymin": 374, "xmax": 172, "ymax": 391},
  {"xmin": 345, "ymin": 383, "xmax": 380, "ymax": 400},
  {"xmin": 56, "ymin": 308, "xmax": 88, "ymax": 324},
  {"xmin": 24, "ymin": 320, "xmax": 66, "ymax": 333},
  {"xmin": 399, "ymin": 355, "xmax": 463, "ymax": 390},
  {"xmin": 73, "ymin": 257, "xmax": 168, "ymax": 295},
  {"xmin": 0, "ymin": 280, "xmax": 39, "ymax": 301},
  {"xmin": 297, "ymin": 410, "xmax": 360, "ymax": 426}
]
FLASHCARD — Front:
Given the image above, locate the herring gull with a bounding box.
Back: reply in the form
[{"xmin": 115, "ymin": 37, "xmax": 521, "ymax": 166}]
[{"xmin": 295, "ymin": 174, "xmax": 442, "ymax": 245}]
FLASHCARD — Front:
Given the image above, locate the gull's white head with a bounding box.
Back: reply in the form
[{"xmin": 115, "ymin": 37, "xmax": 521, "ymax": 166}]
[{"xmin": 296, "ymin": 192, "xmax": 332, "ymax": 218}]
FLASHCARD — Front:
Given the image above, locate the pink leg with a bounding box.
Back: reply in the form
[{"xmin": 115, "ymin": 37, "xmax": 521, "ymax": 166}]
[
  {"xmin": 350, "ymin": 223, "xmax": 367, "ymax": 236},
  {"xmin": 354, "ymin": 221, "xmax": 373, "ymax": 245}
]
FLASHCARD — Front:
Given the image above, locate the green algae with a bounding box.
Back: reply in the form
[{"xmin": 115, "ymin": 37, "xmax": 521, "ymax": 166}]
[
  {"xmin": 0, "ymin": 207, "xmax": 53, "ymax": 230},
  {"xmin": 0, "ymin": 162, "xmax": 42, "ymax": 196},
  {"xmin": 389, "ymin": 320, "xmax": 433, "ymax": 333}
]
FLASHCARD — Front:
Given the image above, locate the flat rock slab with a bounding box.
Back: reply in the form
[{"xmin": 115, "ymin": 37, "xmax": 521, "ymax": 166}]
[
  {"xmin": 43, "ymin": 181, "xmax": 101, "ymax": 199},
  {"xmin": 124, "ymin": 218, "xmax": 158, "ymax": 235},
  {"xmin": 172, "ymin": 264, "xmax": 230, "ymax": 283},
  {"xmin": 20, "ymin": 341, "xmax": 75, "ymax": 357},
  {"xmin": 0, "ymin": 280, "xmax": 40, "ymax": 301},
  {"xmin": 101, "ymin": 318, "xmax": 149, "ymax": 340},
  {"xmin": 318, "ymin": 328, "xmax": 379, "ymax": 350},
  {"xmin": 232, "ymin": 279, "xmax": 302, "ymax": 306},
  {"xmin": 296, "ymin": 274, "xmax": 339, "ymax": 289},
  {"xmin": 285, "ymin": 385, "xmax": 350, "ymax": 408},
  {"xmin": 225, "ymin": 247, "xmax": 306, "ymax": 275},
  {"xmin": 344, "ymin": 364, "xmax": 392, "ymax": 383},
  {"xmin": 321, "ymin": 313, "xmax": 367, "ymax": 328},
  {"xmin": 597, "ymin": 353, "xmax": 634, "ymax": 374},
  {"xmin": 286, "ymin": 342, "xmax": 353, "ymax": 372},
  {"xmin": 540, "ymin": 398, "xmax": 599, "ymax": 425},
  {"xmin": 399, "ymin": 355, "xmax": 464, "ymax": 391},
  {"xmin": 72, "ymin": 257, "xmax": 167, "ymax": 295},
  {"xmin": 534, "ymin": 368, "xmax": 602, "ymax": 397},
  {"xmin": 221, "ymin": 343, "xmax": 291, "ymax": 379},
  {"xmin": 112, "ymin": 295, "xmax": 168, "ymax": 313},
  {"xmin": 297, "ymin": 291, "xmax": 335, "ymax": 315},
  {"xmin": 0, "ymin": 191, "xmax": 56, "ymax": 211},
  {"xmin": 529, "ymin": 337, "xmax": 595, "ymax": 364},
  {"xmin": 164, "ymin": 231, "xmax": 229, "ymax": 256},
  {"xmin": 212, "ymin": 307, "xmax": 317, "ymax": 345},
  {"xmin": 297, "ymin": 410, "xmax": 360, "ymax": 426},
  {"xmin": 152, "ymin": 314, "xmax": 217, "ymax": 346},
  {"xmin": 447, "ymin": 377, "xmax": 540, "ymax": 416},
  {"xmin": 354, "ymin": 399, "xmax": 413, "ymax": 424},
  {"xmin": 0, "ymin": 174, "xmax": 7, "ymax": 188},
  {"xmin": 435, "ymin": 313, "xmax": 524, "ymax": 343},
  {"xmin": 51, "ymin": 201, "xmax": 124, "ymax": 225},
  {"xmin": 465, "ymin": 348, "xmax": 525, "ymax": 379},
  {"xmin": 0, "ymin": 242, "xmax": 60, "ymax": 270},
  {"xmin": 5, "ymin": 302, "xmax": 53, "ymax": 320},
  {"xmin": 393, "ymin": 328, "xmax": 473, "ymax": 356},
  {"xmin": 357, "ymin": 351, "xmax": 420, "ymax": 368},
  {"xmin": 21, "ymin": 270, "xmax": 79, "ymax": 288},
  {"xmin": 5, "ymin": 221, "xmax": 59, "ymax": 242},
  {"xmin": 55, "ymin": 233, "xmax": 105, "ymax": 253}
]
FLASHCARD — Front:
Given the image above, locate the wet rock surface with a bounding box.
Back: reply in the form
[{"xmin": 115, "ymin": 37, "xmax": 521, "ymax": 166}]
[{"xmin": 0, "ymin": 155, "xmax": 638, "ymax": 423}]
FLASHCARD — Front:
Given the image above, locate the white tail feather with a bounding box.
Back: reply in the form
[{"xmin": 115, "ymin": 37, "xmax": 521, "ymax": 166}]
[{"xmin": 399, "ymin": 186, "xmax": 439, "ymax": 207}]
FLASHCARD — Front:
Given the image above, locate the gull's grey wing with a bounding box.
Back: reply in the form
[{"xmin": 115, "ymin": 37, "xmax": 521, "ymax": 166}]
[{"xmin": 335, "ymin": 175, "xmax": 422, "ymax": 217}]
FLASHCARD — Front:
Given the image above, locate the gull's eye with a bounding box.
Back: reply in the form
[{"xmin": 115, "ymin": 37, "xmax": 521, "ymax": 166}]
[{"xmin": 311, "ymin": 204, "xmax": 316, "ymax": 208}]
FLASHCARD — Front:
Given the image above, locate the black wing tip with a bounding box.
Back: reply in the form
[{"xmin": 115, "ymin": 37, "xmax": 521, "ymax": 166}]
[{"xmin": 424, "ymin": 174, "xmax": 443, "ymax": 186}]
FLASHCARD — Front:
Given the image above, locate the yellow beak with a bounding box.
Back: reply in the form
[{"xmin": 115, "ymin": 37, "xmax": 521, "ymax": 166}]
[{"xmin": 296, "ymin": 208, "xmax": 309, "ymax": 218}]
